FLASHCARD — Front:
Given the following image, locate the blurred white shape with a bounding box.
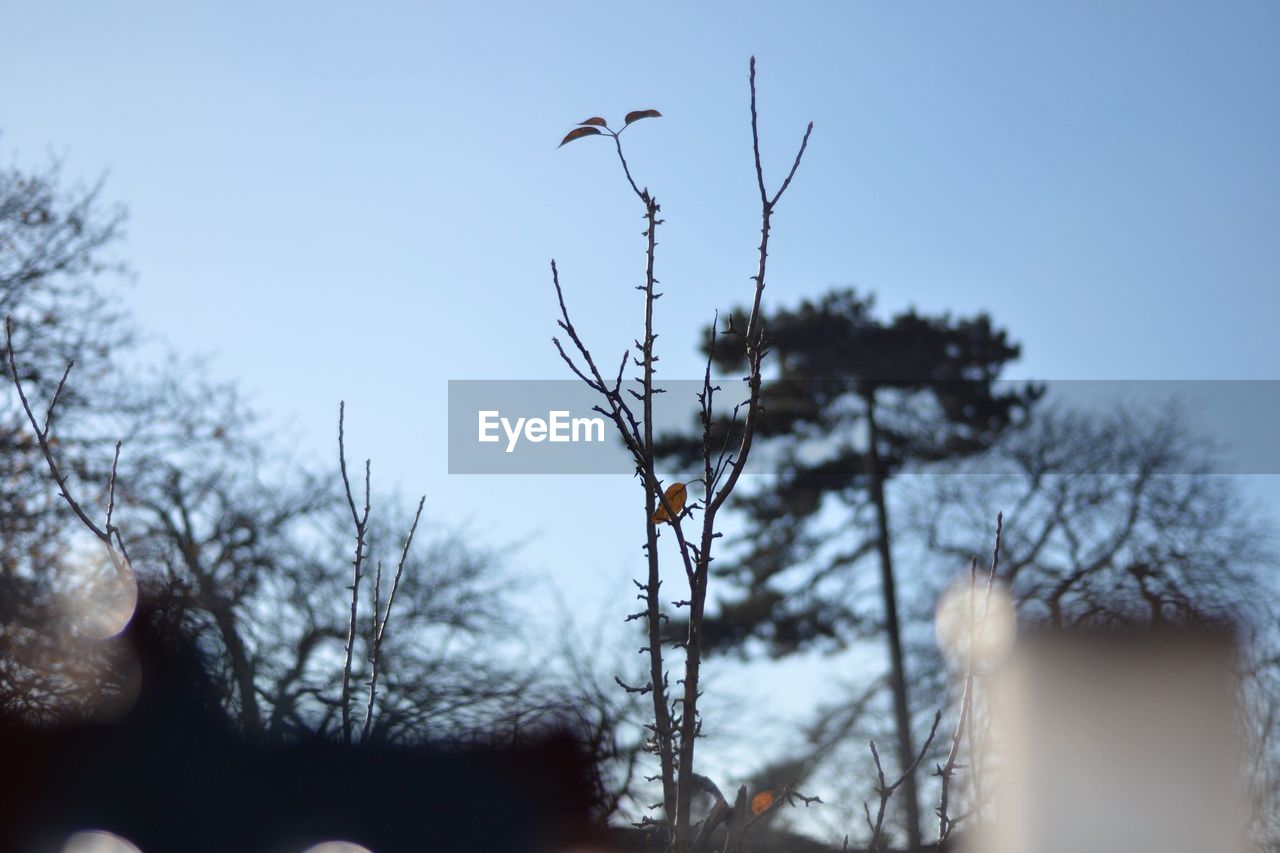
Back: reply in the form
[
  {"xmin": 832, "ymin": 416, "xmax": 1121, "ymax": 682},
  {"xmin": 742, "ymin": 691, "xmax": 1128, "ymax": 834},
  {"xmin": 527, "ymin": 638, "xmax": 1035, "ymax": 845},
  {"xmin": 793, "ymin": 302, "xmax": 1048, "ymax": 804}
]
[
  {"xmin": 302, "ymin": 843, "xmax": 373, "ymax": 853},
  {"xmin": 970, "ymin": 631, "xmax": 1246, "ymax": 853},
  {"xmin": 55, "ymin": 539, "xmax": 138, "ymax": 639},
  {"xmin": 934, "ymin": 571, "xmax": 1016, "ymax": 669},
  {"xmin": 60, "ymin": 830, "xmax": 142, "ymax": 853}
]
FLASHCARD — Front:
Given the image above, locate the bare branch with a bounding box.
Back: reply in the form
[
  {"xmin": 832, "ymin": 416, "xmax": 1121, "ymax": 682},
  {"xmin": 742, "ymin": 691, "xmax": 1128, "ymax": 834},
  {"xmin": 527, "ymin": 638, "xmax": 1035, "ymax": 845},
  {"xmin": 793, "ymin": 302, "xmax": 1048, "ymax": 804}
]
[
  {"xmin": 936, "ymin": 512, "xmax": 1002, "ymax": 842},
  {"xmin": 866, "ymin": 710, "xmax": 942, "ymax": 853},
  {"xmin": 770, "ymin": 122, "xmax": 814, "ymax": 208},
  {"xmin": 748, "ymin": 56, "xmax": 768, "ymax": 205},
  {"xmin": 337, "ymin": 400, "xmax": 372, "ymax": 746},
  {"xmin": 5, "ymin": 315, "xmax": 133, "ymax": 585},
  {"xmin": 361, "ymin": 494, "xmax": 426, "ymax": 742},
  {"xmin": 549, "ymin": 58, "xmax": 813, "ymax": 853}
]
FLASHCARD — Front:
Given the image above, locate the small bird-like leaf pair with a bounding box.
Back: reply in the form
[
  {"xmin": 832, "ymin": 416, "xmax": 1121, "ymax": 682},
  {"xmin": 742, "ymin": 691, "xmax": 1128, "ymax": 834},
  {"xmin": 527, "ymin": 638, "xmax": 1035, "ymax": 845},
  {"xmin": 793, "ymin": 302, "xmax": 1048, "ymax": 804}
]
[{"xmin": 558, "ymin": 110, "xmax": 662, "ymax": 147}]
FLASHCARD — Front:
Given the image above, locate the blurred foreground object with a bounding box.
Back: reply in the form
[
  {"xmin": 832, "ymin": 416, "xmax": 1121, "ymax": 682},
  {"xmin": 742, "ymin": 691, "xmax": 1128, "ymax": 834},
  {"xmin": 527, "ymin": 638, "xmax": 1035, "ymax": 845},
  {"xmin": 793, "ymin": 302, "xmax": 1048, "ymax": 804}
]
[
  {"xmin": 0, "ymin": 601, "xmax": 601, "ymax": 853},
  {"xmin": 971, "ymin": 626, "xmax": 1246, "ymax": 853}
]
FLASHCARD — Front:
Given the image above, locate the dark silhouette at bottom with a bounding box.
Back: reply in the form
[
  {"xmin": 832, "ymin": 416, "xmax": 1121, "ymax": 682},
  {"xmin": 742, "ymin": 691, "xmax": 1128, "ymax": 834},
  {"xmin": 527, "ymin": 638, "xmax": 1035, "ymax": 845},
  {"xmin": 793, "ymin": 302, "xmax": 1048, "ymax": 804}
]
[{"xmin": 0, "ymin": 602, "xmax": 601, "ymax": 853}]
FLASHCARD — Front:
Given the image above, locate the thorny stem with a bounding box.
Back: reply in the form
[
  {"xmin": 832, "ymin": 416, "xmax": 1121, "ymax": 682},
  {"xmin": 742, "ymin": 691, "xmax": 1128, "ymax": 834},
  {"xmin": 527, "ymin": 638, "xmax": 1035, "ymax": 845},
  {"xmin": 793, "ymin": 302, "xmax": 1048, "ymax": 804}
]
[
  {"xmin": 338, "ymin": 401, "xmax": 371, "ymax": 746},
  {"xmin": 550, "ymin": 58, "xmax": 812, "ymax": 853},
  {"xmin": 674, "ymin": 58, "xmax": 812, "ymax": 850},
  {"xmin": 637, "ymin": 192, "xmax": 681, "ymax": 838}
]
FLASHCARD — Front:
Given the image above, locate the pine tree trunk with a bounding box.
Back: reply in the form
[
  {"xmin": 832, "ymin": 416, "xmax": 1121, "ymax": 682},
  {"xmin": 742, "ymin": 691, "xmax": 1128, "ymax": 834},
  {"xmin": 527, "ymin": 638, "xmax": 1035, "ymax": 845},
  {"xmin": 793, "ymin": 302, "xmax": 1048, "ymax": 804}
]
[{"xmin": 865, "ymin": 391, "xmax": 922, "ymax": 851}]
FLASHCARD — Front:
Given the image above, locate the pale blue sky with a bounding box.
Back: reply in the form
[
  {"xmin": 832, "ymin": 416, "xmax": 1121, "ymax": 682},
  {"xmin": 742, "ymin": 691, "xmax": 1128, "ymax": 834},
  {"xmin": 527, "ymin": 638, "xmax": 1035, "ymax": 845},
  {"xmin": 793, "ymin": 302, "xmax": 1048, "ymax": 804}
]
[{"xmin": 5, "ymin": 0, "xmax": 1279, "ymax": 813}]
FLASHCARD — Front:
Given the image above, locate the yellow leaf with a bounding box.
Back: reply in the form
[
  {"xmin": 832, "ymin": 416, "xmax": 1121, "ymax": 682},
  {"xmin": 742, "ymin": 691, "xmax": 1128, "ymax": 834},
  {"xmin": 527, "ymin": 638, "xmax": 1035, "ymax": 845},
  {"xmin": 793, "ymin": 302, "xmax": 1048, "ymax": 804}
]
[
  {"xmin": 751, "ymin": 790, "xmax": 774, "ymax": 815},
  {"xmin": 651, "ymin": 481, "xmax": 687, "ymax": 523}
]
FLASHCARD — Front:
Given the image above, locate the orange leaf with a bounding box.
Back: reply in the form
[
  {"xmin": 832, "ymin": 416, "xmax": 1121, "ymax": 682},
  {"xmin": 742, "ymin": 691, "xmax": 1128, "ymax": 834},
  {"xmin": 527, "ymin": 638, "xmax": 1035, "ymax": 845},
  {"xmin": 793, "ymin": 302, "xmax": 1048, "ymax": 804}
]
[
  {"xmin": 651, "ymin": 481, "xmax": 687, "ymax": 523},
  {"xmin": 624, "ymin": 109, "xmax": 662, "ymax": 126},
  {"xmin": 751, "ymin": 790, "xmax": 774, "ymax": 815},
  {"xmin": 578, "ymin": 116, "xmax": 608, "ymax": 127},
  {"xmin": 559, "ymin": 126, "xmax": 602, "ymax": 147}
]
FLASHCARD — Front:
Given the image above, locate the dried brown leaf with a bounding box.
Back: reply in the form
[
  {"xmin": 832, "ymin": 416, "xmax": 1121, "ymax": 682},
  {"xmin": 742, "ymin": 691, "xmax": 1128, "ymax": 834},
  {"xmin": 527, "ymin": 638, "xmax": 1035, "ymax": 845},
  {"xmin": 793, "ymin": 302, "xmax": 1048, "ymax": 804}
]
[
  {"xmin": 624, "ymin": 109, "xmax": 662, "ymax": 126},
  {"xmin": 559, "ymin": 126, "xmax": 603, "ymax": 147}
]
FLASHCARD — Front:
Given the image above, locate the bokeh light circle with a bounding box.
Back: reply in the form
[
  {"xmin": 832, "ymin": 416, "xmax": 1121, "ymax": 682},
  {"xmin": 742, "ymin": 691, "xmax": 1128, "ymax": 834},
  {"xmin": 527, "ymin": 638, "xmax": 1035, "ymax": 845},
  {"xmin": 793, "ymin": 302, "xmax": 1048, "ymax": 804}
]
[
  {"xmin": 55, "ymin": 537, "xmax": 138, "ymax": 640},
  {"xmin": 934, "ymin": 570, "xmax": 1017, "ymax": 669},
  {"xmin": 60, "ymin": 830, "xmax": 142, "ymax": 853}
]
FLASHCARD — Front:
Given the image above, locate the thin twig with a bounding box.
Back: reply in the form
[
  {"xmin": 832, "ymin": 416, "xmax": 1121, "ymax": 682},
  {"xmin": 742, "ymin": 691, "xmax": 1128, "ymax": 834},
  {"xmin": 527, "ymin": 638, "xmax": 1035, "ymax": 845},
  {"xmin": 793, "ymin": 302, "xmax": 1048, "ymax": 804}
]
[
  {"xmin": 866, "ymin": 710, "xmax": 943, "ymax": 853},
  {"xmin": 337, "ymin": 401, "xmax": 371, "ymax": 746},
  {"xmin": 361, "ymin": 494, "xmax": 426, "ymax": 742},
  {"xmin": 5, "ymin": 316, "xmax": 133, "ymax": 585},
  {"xmin": 936, "ymin": 512, "xmax": 1002, "ymax": 842}
]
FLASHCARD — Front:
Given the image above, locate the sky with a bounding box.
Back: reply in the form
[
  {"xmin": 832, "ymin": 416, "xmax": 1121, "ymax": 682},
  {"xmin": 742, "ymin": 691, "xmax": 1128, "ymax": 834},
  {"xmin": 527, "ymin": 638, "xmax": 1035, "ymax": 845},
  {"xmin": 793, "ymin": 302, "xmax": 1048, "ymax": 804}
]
[{"xmin": 4, "ymin": 0, "xmax": 1280, "ymax": 819}]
